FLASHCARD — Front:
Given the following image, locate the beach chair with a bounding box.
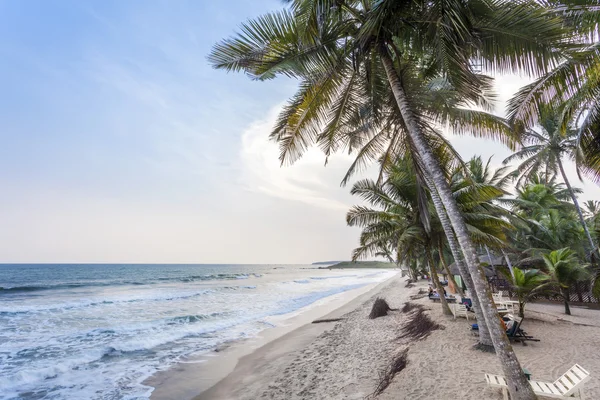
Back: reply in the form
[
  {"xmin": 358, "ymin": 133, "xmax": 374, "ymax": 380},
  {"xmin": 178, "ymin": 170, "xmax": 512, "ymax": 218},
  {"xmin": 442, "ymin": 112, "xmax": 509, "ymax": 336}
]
[
  {"xmin": 461, "ymin": 298, "xmax": 472, "ymax": 309},
  {"xmin": 429, "ymin": 295, "xmax": 457, "ymax": 303},
  {"xmin": 452, "ymin": 303, "xmax": 470, "ymax": 320},
  {"xmin": 496, "ymin": 306, "xmax": 510, "ymax": 315},
  {"xmin": 485, "ymin": 364, "xmax": 590, "ymax": 399},
  {"xmin": 504, "ymin": 314, "xmax": 539, "ymax": 345},
  {"xmin": 498, "ymin": 301, "xmax": 517, "ymax": 314}
]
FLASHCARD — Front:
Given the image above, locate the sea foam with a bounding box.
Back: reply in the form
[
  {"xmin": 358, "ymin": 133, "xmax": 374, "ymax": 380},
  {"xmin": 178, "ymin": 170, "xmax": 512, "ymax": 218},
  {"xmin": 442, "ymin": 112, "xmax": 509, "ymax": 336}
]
[{"xmin": 0, "ymin": 264, "xmax": 396, "ymax": 400}]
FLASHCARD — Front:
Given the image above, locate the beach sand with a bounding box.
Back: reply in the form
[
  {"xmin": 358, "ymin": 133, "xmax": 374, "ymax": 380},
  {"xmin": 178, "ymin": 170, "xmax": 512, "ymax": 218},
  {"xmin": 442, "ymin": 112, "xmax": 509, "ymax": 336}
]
[
  {"xmin": 172, "ymin": 277, "xmax": 600, "ymax": 400},
  {"xmin": 149, "ymin": 273, "xmax": 400, "ymax": 400}
]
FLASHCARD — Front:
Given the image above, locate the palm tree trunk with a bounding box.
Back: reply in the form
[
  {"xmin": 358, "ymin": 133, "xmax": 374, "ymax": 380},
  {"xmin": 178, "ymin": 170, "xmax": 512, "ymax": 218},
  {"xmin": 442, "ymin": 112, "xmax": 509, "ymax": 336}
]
[
  {"xmin": 501, "ymin": 248, "xmax": 516, "ymax": 281},
  {"xmin": 380, "ymin": 48, "xmax": 536, "ymax": 400},
  {"xmin": 519, "ymin": 301, "xmax": 525, "ymax": 319},
  {"xmin": 427, "ymin": 178, "xmax": 493, "ymax": 347},
  {"xmin": 485, "ymin": 245, "xmax": 497, "ymax": 276},
  {"xmin": 557, "ymin": 157, "xmax": 596, "ymax": 258},
  {"xmin": 561, "ymin": 288, "xmax": 571, "ymax": 315},
  {"xmin": 438, "ymin": 240, "xmax": 465, "ymax": 297},
  {"xmin": 409, "ymin": 261, "xmax": 419, "ymax": 281},
  {"xmin": 427, "ymin": 248, "xmax": 453, "ymax": 316},
  {"xmin": 411, "ymin": 262, "xmax": 418, "ymax": 281}
]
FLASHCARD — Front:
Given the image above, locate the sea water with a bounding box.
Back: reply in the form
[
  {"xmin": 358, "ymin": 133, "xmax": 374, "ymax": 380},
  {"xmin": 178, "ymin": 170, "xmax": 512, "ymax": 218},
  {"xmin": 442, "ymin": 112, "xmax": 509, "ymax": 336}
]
[{"xmin": 0, "ymin": 264, "xmax": 396, "ymax": 399}]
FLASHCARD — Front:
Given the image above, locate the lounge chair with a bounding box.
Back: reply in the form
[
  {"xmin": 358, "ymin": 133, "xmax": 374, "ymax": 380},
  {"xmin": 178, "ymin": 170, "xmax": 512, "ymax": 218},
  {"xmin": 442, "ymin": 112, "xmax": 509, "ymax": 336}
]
[
  {"xmin": 504, "ymin": 314, "xmax": 539, "ymax": 345},
  {"xmin": 499, "ymin": 301, "xmax": 519, "ymax": 314},
  {"xmin": 429, "ymin": 294, "xmax": 456, "ymax": 303},
  {"xmin": 452, "ymin": 303, "xmax": 470, "ymax": 320},
  {"xmin": 496, "ymin": 306, "xmax": 511, "ymax": 315},
  {"xmin": 485, "ymin": 364, "xmax": 590, "ymax": 399},
  {"xmin": 492, "ymin": 292, "xmax": 504, "ymax": 302},
  {"xmin": 502, "ymin": 301, "xmax": 519, "ymax": 313}
]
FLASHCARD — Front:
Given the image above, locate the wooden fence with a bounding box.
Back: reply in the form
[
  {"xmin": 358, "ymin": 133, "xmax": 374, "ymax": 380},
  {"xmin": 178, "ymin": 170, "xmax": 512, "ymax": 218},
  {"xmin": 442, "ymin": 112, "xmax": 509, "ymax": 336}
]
[{"xmin": 488, "ymin": 277, "xmax": 599, "ymax": 304}]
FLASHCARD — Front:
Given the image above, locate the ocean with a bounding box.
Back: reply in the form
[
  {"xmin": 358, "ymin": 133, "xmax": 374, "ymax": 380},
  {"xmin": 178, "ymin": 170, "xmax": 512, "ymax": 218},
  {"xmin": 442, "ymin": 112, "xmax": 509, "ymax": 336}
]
[{"xmin": 0, "ymin": 264, "xmax": 396, "ymax": 399}]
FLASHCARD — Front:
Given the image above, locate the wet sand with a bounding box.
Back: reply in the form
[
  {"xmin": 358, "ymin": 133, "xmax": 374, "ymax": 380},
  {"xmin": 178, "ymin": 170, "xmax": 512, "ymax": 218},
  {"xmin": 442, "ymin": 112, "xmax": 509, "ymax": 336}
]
[
  {"xmin": 156, "ymin": 277, "xmax": 600, "ymax": 400},
  {"xmin": 148, "ymin": 272, "xmax": 400, "ymax": 400}
]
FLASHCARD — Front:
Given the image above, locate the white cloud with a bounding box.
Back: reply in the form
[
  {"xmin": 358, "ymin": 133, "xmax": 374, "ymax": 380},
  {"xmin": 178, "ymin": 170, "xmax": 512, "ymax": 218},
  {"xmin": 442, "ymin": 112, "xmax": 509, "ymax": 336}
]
[{"xmin": 239, "ymin": 106, "xmax": 360, "ymax": 211}]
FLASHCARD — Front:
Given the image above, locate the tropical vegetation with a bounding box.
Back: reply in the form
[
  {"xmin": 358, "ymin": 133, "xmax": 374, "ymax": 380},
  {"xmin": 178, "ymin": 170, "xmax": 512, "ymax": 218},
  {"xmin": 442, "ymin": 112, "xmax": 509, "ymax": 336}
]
[
  {"xmin": 543, "ymin": 248, "xmax": 591, "ymax": 315},
  {"xmin": 501, "ymin": 268, "xmax": 549, "ymax": 318},
  {"xmin": 210, "ymin": 1, "xmax": 600, "ymax": 398}
]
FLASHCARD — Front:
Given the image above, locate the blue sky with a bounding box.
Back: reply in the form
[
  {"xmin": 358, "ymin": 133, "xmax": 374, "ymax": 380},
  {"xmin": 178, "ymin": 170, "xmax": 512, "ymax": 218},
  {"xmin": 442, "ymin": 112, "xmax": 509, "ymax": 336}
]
[
  {"xmin": 0, "ymin": 0, "xmax": 362, "ymax": 263},
  {"xmin": 0, "ymin": 0, "xmax": 290, "ymax": 204},
  {"xmin": 1, "ymin": 1, "xmax": 599, "ymax": 263}
]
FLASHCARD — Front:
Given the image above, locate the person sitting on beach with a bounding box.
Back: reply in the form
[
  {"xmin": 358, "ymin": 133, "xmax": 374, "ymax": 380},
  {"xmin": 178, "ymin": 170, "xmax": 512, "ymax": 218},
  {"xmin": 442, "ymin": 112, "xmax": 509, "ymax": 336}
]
[
  {"xmin": 499, "ymin": 315, "xmax": 507, "ymax": 331},
  {"xmin": 428, "ymin": 285, "xmax": 434, "ymax": 297},
  {"xmin": 473, "ymin": 315, "xmax": 515, "ymax": 332},
  {"xmin": 461, "ymin": 298, "xmax": 473, "ymax": 311},
  {"xmin": 505, "ymin": 319, "xmax": 515, "ymax": 333}
]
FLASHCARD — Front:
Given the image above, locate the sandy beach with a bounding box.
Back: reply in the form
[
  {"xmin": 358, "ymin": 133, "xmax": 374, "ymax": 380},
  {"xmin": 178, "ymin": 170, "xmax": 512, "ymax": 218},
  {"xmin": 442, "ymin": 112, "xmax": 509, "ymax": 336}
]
[
  {"xmin": 148, "ymin": 271, "xmax": 400, "ymax": 400},
  {"xmin": 182, "ymin": 276, "xmax": 600, "ymax": 400}
]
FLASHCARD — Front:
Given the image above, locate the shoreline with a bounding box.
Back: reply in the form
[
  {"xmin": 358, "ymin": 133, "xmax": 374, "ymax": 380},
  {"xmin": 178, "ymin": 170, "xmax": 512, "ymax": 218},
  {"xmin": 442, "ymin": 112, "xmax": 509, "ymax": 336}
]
[
  {"xmin": 195, "ymin": 272, "xmax": 411, "ymax": 400},
  {"xmin": 180, "ymin": 279, "xmax": 600, "ymax": 400},
  {"xmin": 148, "ymin": 270, "xmax": 401, "ymax": 400}
]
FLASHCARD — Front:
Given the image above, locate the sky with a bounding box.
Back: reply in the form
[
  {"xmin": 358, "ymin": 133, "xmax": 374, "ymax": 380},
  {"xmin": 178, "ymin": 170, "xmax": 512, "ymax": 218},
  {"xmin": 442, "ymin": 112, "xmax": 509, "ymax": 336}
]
[{"xmin": 0, "ymin": 1, "xmax": 599, "ymax": 264}]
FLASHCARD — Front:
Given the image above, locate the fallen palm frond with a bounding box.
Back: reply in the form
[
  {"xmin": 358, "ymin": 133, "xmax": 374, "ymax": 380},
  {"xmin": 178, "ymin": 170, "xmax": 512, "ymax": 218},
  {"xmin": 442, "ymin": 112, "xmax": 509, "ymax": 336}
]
[
  {"xmin": 404, "ymin": 280, "xmax": 415, "ymax": 288},
  {"xmin": 409, "ymin": 293, "xmax": 427, "ymax": 300},
  {"xmin": 367, "ymin": 349, "xmax": 409, "ymax": 398},
  {"xmin": 369, "ymin": 297, "xmax": 397, "ymax": 319},
  {"xmin": 312, "ymin": 318, "xmax": 345, "ymax": 324},
  {"xmin": 398, "ymin": 308, "xmax": 444, "ymax": 341},
  {"xmin": 401, "ymin": 302, "xmax": 425, "ymax": 313}
]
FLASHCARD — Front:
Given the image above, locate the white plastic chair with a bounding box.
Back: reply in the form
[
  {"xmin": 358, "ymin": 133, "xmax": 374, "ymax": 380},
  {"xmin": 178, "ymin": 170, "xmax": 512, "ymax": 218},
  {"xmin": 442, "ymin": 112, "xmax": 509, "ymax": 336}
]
[
  {"xmin": 452, "ymin": 303, "xmax": 470, "ymax": 320},
  {"xmin": 485, "ymin": 364, "xmax": 591, "ymax": 399}
]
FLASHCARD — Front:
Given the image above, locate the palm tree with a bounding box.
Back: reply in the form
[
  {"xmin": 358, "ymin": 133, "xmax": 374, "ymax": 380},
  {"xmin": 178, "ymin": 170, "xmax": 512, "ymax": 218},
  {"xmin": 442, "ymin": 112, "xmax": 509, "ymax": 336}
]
[
  {"xmin": 209, "ymin": 8, "xmax": 505, "ymax": 347},
  {"xmin": 459, "ymin": 155, "xmax": 520, "ymax": 276},
  {"xmin": 407, "ymin": 258, "xmax": 426, "ymax": 281},
  {"xmin": 374, "ymin": 240, "xmax": 399, "ymax": 266},
  {"xmin": 584, "ymin": 200, "xmax": 600, "ymax": 219},
  {"xmin": 450, "ymin": 157, "xmax": 513, "ymax": 250},
  {"xmin": 436, "ymin": 239, "xmax": 465, "ymax": 297},
  {"xmin": 583, "ymin": 201, "xmax": 600, "ymax": 300},
  {"xmin": 209, "ymin": 2, "xmax": 566, "ymax": 397},
  {"xmin": 503, "ymin": 111, "xmax": 596, "ymax": 256},
  {"xmin": 502, "ymin": 268, "xmax": 549, "ymax": 318},
  {"xmin": 502, "ymin": 179, "xmax": 586, "ymax": 273},
  {"xmin": 530, "ymin": 210, "xmax": 585, "ymax": 254},
  {"xmin": 347, "ymin": 160, "xmax": 453, "ymax": 315},
  {"xmin": 426, "ymin": 174, "xmax": 496, "ymax": 348},
  {"xmin": 446, "ymin": 155, "xmax": 520, "ymax": 282},
  {"xmin": 543, "ymin": 248, "xmax": 591, "ymax": 315},
  {"xmin": 360, "ymin": 8, "xmax": 564, "ymax": 394},
  {"xmin": 430, "ymin": 157, "xmax": 514, "ymax": 348},
  {"xmin": 584, "ymin": 200, "xmax": 600, "ymax": 241},
  {"xmin": 348, "ymin": 156, "xmax": 517, "ymax": 326},
  {"xmin": 508, "ymin": 0, "xmax": 600, "ymax": 181},
  {"xmin": 506, "ymin": 177, "xmax": 576, "ymax": 217},
  {"xmin": 465, "ymin": 156, "xmax": 515, "ymax": 190}
]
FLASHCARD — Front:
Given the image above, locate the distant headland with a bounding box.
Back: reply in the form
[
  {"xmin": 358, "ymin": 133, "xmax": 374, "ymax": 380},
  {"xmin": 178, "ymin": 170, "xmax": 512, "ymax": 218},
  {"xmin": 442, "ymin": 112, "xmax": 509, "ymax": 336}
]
[{"xmin": 312, "ymin": 261, "xmax": 396, "ymax": 269}]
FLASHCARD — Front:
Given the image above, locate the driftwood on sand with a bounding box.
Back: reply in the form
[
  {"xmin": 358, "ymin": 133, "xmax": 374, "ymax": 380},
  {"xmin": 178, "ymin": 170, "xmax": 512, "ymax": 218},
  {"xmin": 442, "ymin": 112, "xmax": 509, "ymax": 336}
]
[{"xmin": 312, "ymin": 318, "xmax": 345, "ymax": 324}]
